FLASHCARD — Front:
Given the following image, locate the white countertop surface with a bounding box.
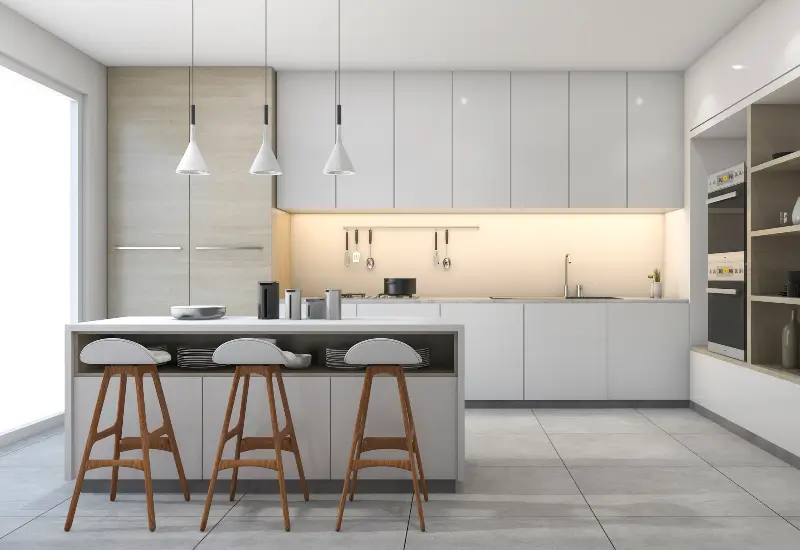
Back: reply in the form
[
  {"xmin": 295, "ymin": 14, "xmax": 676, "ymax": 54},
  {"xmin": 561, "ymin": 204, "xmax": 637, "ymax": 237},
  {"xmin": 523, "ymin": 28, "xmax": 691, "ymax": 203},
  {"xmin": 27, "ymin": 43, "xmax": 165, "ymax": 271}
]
[
  {"xmin": 288, "ymin": 296, "xmax": 689, "ymax": 304},
  {"xmin": 68, "ymin": 316, "xmax": 464, "ymax": 333}
]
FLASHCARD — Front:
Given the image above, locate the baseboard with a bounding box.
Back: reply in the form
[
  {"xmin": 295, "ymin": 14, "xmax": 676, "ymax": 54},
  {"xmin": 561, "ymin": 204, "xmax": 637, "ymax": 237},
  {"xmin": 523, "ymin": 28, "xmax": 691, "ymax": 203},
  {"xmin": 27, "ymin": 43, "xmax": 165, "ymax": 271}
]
[
  {"xmin": 0, "ymin": 412, "xmax": 63, "ymax": 448},
  {"xmin": 82, "ymin": 478, "xmax": 456, "ymax": 494},
  {"xmin": 690, "ymin": 402, "xmax": 800, "ymax": 470},
  {"xmin": 466, "ymin": 400, "xmax": 690, "ymax": 409}
]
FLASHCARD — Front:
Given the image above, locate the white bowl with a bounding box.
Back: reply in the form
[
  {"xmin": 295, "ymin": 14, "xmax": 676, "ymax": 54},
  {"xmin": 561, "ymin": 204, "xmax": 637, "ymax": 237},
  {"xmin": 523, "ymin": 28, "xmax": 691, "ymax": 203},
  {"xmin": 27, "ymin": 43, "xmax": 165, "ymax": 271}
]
[{"xmin": 171, "ymin": 305, "xmax": 226, "ymax": 320}]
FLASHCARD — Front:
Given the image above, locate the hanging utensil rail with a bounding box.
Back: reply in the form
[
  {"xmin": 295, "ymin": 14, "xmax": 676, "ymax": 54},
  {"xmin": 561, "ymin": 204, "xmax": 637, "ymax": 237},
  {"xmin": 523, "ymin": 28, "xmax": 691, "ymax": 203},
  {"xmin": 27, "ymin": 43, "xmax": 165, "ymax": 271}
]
[{"xmin": 341, "ymin": 225, "xmax": 479, "ymax": 231}]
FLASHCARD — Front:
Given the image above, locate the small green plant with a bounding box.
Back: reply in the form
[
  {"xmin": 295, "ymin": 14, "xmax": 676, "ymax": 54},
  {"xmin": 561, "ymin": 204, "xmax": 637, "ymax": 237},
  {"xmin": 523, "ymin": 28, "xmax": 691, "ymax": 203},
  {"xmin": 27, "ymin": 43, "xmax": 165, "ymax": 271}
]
[{"xmin": 649, "ymin": 268, "xmax": 661, "ymax": 283}]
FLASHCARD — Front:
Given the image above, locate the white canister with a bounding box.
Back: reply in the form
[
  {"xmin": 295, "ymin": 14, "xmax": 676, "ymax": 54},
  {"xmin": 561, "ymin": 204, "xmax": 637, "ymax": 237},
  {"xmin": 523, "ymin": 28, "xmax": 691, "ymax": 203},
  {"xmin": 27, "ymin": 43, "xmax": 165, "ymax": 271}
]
[{"xmin": 284, "ymin": 289, "xmax": 302, "ymax": 320}]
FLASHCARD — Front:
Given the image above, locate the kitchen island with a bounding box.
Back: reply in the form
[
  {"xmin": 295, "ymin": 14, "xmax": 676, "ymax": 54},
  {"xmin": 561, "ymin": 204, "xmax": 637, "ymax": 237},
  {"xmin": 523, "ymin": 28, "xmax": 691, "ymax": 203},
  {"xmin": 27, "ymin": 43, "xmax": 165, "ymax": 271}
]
[{"xmin": 65, "ymin": 317, "xmax": 464, "ymax": 493}]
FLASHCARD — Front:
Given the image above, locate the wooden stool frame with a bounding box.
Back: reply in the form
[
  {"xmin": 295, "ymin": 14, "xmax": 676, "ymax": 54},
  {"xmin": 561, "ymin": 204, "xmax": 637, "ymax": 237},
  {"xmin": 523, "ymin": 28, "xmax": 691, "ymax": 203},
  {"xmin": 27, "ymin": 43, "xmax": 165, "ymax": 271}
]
[
  {"xmin": 64, "ymin": 365, "xmax": 190, "ymax": 532},
  {"xmin": 336, "ymin": 365, "xmax": 428, "ymax": 532},
  {"xmin": 200, "ymin": 365, "xmax": 309, "ymax": 532}
]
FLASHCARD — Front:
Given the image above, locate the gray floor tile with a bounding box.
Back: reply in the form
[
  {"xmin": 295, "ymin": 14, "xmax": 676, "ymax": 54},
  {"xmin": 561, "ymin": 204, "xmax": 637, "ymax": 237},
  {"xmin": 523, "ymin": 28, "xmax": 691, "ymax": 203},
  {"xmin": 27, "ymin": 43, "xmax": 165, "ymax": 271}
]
[
  {"xmin": 637, "ymin": 409, "xmax": 731, "ymax": 434},
  {"xmin": 0, "ymin": 517, "xmax": 35, "ymax": 538},
  {"xmin": 786, "ymin": 517, "xmax": 800, "ymax": 529},
  {"xmin": 196, "ymin": 517, "xmax": 408, "ymax": 549},
  {"xmin": 0, "ymin": 430, "xmax": 61, "ymax": 459},
  {"xmin": 411, "ymin": 493, "xmax": 593, "ymax": 517},
  {"xmin": 227, "ymin": 493, "xmax": 411, "ymax": 518},
  {"xmin": 570, "ymin": 466, "xmax": 775, "ymax": 517},
  {"xmin": 465, "ymin": 409, "xmax": 545, "ymax": 436},
  {"xmin": 549, "ymin": 433, "xmax": 707, "ymax": 467},
  {"xmin": 0, "ymin": 435, "xmax": 64, "ymax": 469},
  {"xmin": 535, "ymin": 409, "xmax": 663, "ymax": 434},
  {"xmin": 0, "ymin": 467, "xmax": 71, "ymax": 516},
  {"xmin": 466, "ymin": 432, "xmax": 562, "ymax": 466},
  {"xmin": 464, "ymin": 465, "xmax": 580, "ymax": 495},
  {"xmin": 719, "ymin": 466, "xmax": 800, "ymax": 516},
  {"xmin": 599, "ymin": 517, "xmax": 800, "ymax": 550},
  {"xmin": 0, "ymin": 516, "xmax": 211, "ymax": 549},
  {"xmin": 674, "ymin": 434, "xmax": 790, "ymax": 467},
  {"xmin": 405, "ymin": 517, "xmax": 614, "ymax": 549},
  {"xmin": 44, "ymin": 493, "xmax": 236, "ymax": 518}
]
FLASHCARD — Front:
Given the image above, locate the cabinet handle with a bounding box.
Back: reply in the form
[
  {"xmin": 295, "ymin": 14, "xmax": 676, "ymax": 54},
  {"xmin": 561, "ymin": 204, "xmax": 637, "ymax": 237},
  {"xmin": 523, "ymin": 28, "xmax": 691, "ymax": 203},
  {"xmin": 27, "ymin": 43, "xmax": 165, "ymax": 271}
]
[
  {"xmin": 113, "ymin": 246, "xmax": 183, "ymax": 250},
  {"xmin": 706, "ymin": 288, "xmax": 738, "ymax": 295},
  {"xmin": 194, "ymin": 246, "xmax": 264, "ymax": 251},
  {"xmin": 706, "ymin": 191, "xmax": 738, "ymax": 205}
]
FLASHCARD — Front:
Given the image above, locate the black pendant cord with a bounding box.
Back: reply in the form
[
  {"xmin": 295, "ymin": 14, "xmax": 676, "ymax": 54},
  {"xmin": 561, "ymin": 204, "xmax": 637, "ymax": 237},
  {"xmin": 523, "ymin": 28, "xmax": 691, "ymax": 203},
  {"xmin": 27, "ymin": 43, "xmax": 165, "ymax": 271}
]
[
  {"xmin": 264, "ymin": 0, "xmax": 269, "ymax": 114},
  {"xmin": 336, "ymin": 0, "xmax": 341, "ymax": 121},
  {"xmin": 190, "ymin": 0, "xmax": 194, "ymax": 112}
]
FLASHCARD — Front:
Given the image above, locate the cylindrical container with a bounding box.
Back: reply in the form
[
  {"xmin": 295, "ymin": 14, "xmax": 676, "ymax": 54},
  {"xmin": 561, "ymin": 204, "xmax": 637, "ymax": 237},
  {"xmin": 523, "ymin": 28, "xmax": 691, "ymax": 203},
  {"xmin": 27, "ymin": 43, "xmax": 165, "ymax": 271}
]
[
  {"xmin": 383, "ymin": 278, "xmax": 417, "ymax": 297},
  {"xmin": 258, "ymin": 281, "xmax": 280, "ymax": 319},
  {"xmin": 306, "ymin": 298, "xmax": 327, "ymax": 320},
  {"xmin": 284, "ymin": 289, "xmax": 302, "ymax": 320},
  {"xmin": 782, "ymin": 310, "xmax": 799, "ymax": 368},
  {"xmin": 576, "ymin": 284, "xmax": 584, "ymax": 298},
  {"xmin": 326, "ymin": 289, "xmax": 342, "ymax": 320}
]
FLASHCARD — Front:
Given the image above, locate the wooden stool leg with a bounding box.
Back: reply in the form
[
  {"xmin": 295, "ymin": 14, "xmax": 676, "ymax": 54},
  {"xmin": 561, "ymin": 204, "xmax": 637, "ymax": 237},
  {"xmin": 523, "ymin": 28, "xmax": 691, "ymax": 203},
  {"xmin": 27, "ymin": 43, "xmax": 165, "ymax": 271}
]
[
  {"xmin": 110, "ymin": 373, "xmax": 127, "ymax": 502},
  {"xmin": 276, "ymin": 372, "xmax": 309, "ymax": 501},
  {"xmin": 64, "ymin": 369, "xmax": 113, "ymax": 531},
  {"xmin": 133, "ymin": 371, "xmax": 156, "ymax": 532},
  {"xmin": 400, "ymin": 374, "xmax": 428, "ymax": 501},
  {"xmin": 348, "ymin": 376, "xmax": 372, "ymax": 502},
  {"xmin": 396, "ymin": 370, "xmax": 425, "ymax": 532},
  {"xmin": 229, "ymin": 373, "xmax": 250, "ymax": 501},
  {"xmin": 150, "ymin": 369, "xmax": 190, "ymax": 502},
  {"xmin": 336, "ymin": 370, "xmax": 374, "ymax": 531},
  {"xmin": 201, "ymin": 370, "xmax": 241, "ymax": 531},
  {"xmin": 266, "ymin": 371, "xmax": 290, "ymax": 532}
]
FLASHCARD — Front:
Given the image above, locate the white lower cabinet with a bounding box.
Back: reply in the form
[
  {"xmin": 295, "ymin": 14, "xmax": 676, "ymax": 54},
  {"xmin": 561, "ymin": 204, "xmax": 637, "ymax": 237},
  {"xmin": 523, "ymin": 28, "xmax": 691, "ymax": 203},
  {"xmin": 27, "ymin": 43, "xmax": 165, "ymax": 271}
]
[
  {"xmin": 356, "ymin": 303, "xmax": 440, "ymax": 318},
  {"xmin": 440, "ymin": 303, "xmax": 524, "ymax": 400},
  {"xmin": 201, "ymin": 376, "xmax": 331, "ymax": 479},
  {"xmin": 606, "ymin": 302, "xmax": 689, "ymax": 400},
  {"xmin": 524, "ymin": 303, "xmax": 607, "ymax": 400},
  {"xmin": 330, "ymin": 376, "xmax": 457, "ymax": 479},
  {"xmin": 279, "ymin": 302, "xmax": 357, "ymax": 319},
  {"xmin": 72, "ymin": 376, "xmax": 203, "ymax": 480}
]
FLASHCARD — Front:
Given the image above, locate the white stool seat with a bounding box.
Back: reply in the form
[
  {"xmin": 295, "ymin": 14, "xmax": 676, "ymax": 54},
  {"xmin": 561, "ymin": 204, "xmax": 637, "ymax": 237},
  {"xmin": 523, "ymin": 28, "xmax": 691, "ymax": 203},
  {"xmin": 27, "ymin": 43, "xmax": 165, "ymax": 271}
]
[
  {"xmin": 213, "ymin": 338, "xmax": 291, "ymax": 365},
  {"xmin": 80, "ymin": 338, "xmax": 171, "ymax": 365},
  {"xmin": 344, "ymin": 338, "xmax": 422, "ymax": 366}
]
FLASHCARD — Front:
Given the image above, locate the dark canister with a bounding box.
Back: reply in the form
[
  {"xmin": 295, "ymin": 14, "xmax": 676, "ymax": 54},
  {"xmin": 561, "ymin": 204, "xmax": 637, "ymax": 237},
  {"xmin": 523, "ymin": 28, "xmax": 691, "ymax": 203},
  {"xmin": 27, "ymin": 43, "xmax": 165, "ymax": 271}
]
[
  {"xmin": 257, "ymin": 281, "xmax": 280, "ymax": 319},
  {"xmin": 383, "ymin": 278, "xmax": 417, "ymax": 297}
]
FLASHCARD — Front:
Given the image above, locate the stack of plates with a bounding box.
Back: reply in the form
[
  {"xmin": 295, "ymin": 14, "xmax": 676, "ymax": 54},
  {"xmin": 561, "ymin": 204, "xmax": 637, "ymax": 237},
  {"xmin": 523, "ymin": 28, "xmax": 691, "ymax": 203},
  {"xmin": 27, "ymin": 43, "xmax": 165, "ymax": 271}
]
[
  {"xmin": 177, "ymin": 347, "xmax": 220, "ymax": 370},
  {"xmin": 325, "ymin": 348, "xmax": 431, "ymax": 370}
]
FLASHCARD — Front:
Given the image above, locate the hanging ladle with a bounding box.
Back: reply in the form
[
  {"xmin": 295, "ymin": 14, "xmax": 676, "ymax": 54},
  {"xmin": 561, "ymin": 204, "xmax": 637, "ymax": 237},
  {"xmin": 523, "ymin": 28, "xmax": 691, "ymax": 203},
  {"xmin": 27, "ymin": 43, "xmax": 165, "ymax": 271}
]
[
  {"xmin": 443, "ymin": 229, "xmax": 452, "ymax": 269},
  {"xmin": 366, "ymin": 229, "xmax": 375, "ymax": 270}
]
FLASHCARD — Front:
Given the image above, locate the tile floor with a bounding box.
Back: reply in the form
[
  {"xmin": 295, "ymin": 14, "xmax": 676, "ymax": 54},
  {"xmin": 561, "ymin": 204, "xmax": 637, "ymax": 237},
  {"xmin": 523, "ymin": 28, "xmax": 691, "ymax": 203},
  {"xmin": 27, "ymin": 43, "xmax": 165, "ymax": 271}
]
[{"xmin": 1, "ymin": 408, "xmax": 800, "ymax": 548}]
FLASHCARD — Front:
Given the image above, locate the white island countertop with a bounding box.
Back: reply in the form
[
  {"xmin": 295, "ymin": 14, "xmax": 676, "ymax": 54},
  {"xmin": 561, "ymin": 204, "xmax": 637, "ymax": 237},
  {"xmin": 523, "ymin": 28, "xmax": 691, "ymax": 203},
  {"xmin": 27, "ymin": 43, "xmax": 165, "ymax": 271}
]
[{"xmin": 68, "ymin": 316, "xmax": 464, "ymax": 334}]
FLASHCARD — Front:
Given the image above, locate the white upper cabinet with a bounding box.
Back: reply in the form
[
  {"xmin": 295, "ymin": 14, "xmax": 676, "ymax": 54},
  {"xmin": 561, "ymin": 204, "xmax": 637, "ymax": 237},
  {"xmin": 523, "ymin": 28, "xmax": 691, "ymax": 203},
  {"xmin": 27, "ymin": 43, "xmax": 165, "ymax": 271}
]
[
  {"xmin": 453, "ymin": 71, "xmax": 511, "ymax": 208},
  {"xmin": 627, "ymin": 72, "xmax": 684, "ymax": 209},
  {"xmin": 511, "ymin": 72, "xmax": 569, "ymax": 208},
  {"xmin": 569, "ymin": 72, "xmax": 627, "ymax": 208},
  {"xmin": 337, "ymin": 72, "xmax": 394, "ymax": 209},
  {"xmin": 394, "ymin": 72, "xmax": 453, "ymax": 208},
  {"xmin": 277, "ymin": 71, "xmax": 335, "ymax": 210}
]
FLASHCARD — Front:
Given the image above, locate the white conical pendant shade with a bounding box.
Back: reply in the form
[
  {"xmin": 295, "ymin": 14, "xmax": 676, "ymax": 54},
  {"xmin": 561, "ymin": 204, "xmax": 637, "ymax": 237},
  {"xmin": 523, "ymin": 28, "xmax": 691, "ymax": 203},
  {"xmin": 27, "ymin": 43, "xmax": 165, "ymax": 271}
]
[
  {"xmin": 176, "ymin": 124, "xmax": 209, "ymax": 175},
  {"xmin": 323, "ymin": 125, "xmax": 355, "ymax": 175},
  {"xmin": 250, "ymin": 124, "xmax": 282, "ymax": 175}
]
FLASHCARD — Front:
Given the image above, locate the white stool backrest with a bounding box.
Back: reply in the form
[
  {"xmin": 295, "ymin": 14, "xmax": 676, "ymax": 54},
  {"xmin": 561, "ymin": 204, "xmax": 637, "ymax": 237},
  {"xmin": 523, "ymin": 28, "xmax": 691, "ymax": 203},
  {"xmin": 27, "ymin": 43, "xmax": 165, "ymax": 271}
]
[
  {"xmin": 344, "ymin": 338, "xmax": 421, "ymax": 366},
  {"xmin": 80, "ymin": 338, "xmax": 161, "ymax": 365},
  {"xmin": 213, "ymin": 338, "xmax": 290, "ymax": 365}
]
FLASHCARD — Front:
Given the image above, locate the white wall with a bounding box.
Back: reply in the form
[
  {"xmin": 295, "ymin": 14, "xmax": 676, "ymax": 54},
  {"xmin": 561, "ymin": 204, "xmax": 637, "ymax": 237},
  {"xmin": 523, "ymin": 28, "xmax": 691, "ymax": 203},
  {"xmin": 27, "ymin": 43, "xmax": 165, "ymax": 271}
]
[
  {"xmin": 686, "ymin": 0, "xmax": 800, "ymax": 130},
  {"xmin": 0, "ymin": 3, "xmax": 107, "ymax": 321}
]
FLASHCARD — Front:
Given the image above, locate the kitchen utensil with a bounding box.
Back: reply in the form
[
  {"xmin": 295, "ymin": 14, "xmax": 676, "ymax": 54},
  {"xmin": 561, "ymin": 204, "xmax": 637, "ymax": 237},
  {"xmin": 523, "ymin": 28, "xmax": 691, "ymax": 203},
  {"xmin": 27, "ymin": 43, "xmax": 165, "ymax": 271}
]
[
  {"xmin": 344, "ymin": 231, "xmax": 350, "ymax": 267},
  {"xmin": 284, "ymin": 289, "xmax": 302, "ymax": 320},
  {"xmin": 352, "ymin": 229, "xmax": 361, "ymax": 263},
  {"xmin": 257, "ymin": 281, "xmax": 280, "ymax": 319},
  {"xmin": 434, "ymin": 231, "xmax": 440, "ymax": 266},
  {"xmin": 442, "ymin": 229, "xmax": 451, "ymax": 269},
  {"xmin": 283, "ymin": 352, "xmax": 312, "ymax": 370},
  {"xmin": 383, "ymin": 278, "xmax": 417, "ymax": 296},
  {"xmin": 305, "ymin": 298, "xmax": 327, "ymax": 319},
  {"xmin": 366, "ymin": 229, "xmax": 375, "ymax": 270},
  {"xmin": 325, "ymin": 289, "xmax": 342, "ymax": 319},
  {"xmin": 171, "ymin": 305, "xmax": 226, "ymax": 320}
]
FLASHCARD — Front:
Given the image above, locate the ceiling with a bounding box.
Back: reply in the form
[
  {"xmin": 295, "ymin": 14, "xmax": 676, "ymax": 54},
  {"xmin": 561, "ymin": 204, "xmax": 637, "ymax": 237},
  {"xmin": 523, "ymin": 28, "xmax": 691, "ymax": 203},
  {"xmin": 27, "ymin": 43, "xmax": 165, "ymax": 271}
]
[{"xmin": 1, "ymin": 0, "xmax": 764, "ymax": 69}]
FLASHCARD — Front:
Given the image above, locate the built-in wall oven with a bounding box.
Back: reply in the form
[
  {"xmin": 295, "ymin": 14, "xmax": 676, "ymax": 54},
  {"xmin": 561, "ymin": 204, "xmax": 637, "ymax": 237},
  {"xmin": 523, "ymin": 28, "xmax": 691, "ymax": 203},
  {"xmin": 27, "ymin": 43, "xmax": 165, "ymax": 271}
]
[{"xmin": 707, "ymin": 163, "xmax": 746, "ymax": 361}]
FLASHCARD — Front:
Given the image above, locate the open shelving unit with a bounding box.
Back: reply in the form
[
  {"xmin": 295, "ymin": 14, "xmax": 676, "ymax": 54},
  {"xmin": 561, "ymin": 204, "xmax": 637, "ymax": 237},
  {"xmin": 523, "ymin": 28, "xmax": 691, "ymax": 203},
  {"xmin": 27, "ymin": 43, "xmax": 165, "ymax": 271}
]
[{"xmin": 748, "ymin": 104, "xmax": 800, "ymax": 370}]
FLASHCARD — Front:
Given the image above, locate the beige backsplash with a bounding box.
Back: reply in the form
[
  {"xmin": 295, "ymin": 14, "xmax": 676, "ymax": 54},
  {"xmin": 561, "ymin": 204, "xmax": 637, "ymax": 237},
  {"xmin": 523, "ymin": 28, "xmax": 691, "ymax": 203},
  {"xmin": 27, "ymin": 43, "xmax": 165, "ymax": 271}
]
[{"xmin": 290, "ymin": 213, "xmax": 666, "ymax": 298}]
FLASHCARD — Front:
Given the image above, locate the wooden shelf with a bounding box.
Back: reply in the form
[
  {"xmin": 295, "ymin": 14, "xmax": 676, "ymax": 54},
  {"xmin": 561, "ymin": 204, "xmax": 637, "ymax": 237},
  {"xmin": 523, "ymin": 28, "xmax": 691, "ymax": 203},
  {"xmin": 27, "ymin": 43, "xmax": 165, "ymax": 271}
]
[
  {"xmin": 751, "ymin": 150, "xmax": 800, "ymax": 173},
  {"xmin": 750, "ymin": 295, "xmax": 800, "ymax": 305},
  {"xmin": 751, "ymin": 225, "xmax": 800, "ymax": 237}
]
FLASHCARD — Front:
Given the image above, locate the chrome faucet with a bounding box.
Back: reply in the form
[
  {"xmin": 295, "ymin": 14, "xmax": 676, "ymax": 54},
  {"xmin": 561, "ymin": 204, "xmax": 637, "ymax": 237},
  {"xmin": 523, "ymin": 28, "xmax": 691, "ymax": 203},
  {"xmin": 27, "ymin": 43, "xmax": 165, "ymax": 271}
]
[{"xmin": 564, "ymin": 254, "xmax": 572, "ymax": 298}]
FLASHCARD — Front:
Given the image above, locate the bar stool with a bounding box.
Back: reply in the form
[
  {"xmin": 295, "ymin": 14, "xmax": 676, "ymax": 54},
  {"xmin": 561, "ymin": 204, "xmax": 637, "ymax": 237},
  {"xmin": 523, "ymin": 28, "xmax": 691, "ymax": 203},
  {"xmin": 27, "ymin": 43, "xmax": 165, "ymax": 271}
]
[
  {"xmin": 336, "ymin": 338, "xmax": 428, "ymax": 532},
  {"xmin": 65, "ymin": 338, "xmax": 189, "ymax": 532},
  {"xmin": 201, "ymin": 338, "xmax": 308, "ymax": 532}
]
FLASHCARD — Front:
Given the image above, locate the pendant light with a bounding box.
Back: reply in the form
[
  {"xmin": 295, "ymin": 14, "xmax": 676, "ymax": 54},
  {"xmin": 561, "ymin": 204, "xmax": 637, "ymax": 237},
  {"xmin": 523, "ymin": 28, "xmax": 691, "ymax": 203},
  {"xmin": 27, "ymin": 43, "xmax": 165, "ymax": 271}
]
[
  {"xmin": 249, "ymin": 0, "xmax": 282, "ymax": 175},
  {"xmin": 176, "ymin": 0, "xmax": 209, "ymax": 175},
  {"xmin": 323, "ymin": 0, "xmax": 355, "ymax": 175}
]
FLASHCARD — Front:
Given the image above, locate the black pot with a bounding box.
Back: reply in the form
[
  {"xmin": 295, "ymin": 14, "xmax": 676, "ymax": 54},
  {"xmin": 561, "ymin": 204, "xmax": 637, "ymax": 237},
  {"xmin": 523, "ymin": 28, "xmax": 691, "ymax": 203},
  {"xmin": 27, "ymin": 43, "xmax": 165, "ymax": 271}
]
[{"xmin": 383, "ymin": 278, "xmax": 417, "ymax": 296}]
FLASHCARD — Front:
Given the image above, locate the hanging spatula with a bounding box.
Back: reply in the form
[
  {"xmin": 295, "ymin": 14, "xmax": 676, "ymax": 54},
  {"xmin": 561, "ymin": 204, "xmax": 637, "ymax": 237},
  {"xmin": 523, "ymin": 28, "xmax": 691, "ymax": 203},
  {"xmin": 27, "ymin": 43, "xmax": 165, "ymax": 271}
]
[{"xmin": 352, "ymin": 229, "xmax": 361, "ymax": 263}]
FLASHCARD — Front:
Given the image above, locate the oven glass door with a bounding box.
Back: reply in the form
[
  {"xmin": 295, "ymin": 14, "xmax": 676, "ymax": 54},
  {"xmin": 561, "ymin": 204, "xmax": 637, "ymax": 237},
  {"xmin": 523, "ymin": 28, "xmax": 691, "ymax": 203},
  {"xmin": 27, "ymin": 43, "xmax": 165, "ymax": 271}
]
[
  {"xmin": 707, "ymin": 281, "xmax": 746, "ymax": 355},
  {"xmin": 707, "ymin": 185, "xmax": 745, "ymax": 255}
]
